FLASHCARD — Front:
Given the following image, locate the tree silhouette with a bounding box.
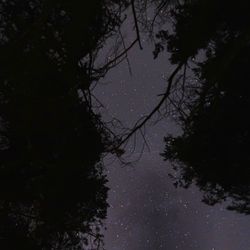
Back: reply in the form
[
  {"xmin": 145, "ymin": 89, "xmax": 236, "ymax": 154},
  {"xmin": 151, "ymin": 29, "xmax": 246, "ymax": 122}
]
[
  {"xmin": 0, "ymin": 0, "xmax": 130, "ymax": 249},
  {"xmin": 158, "ymin": 0, "xmax": 250, "ymax": 214}
]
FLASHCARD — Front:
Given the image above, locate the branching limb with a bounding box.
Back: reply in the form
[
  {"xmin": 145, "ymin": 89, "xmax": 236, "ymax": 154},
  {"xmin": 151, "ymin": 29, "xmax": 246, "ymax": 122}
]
[
  {"xmin": 113, "ymin": 62, "xmax": 184, "ymax": 151},
  {"xmin": 93, "ymin": 38, "xmax": 138, "ymax": 78}
]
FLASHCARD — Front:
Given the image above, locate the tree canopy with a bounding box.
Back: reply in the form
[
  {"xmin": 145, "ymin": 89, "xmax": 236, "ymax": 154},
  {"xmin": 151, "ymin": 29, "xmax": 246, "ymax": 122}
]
[
  {"xmin": 0, "ymin": 0, "xmax": 130, "ymax": 249},
  {"xmin": 157, "ymin": 0, "xmax": 250, "ymax": 214},
  {"xmin": 2, "ymin": 1, "xmax": 250, "ymax": 249}
]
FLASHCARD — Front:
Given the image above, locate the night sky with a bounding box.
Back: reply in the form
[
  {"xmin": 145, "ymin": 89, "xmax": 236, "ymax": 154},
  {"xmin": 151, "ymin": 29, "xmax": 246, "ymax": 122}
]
[
  {"xmin": 2, "ymin": 2, "xmax": 250, "ymax": 249},
  {"xmin": 95, "ymin": 33, "xmax": 250, "ymax": 249}
]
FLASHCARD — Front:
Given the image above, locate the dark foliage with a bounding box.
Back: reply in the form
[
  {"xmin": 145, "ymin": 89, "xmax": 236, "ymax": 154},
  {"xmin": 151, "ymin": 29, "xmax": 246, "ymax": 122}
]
[
  {"xmin": 160, "ymin": 0, "xmax": 250, "ymax": 213},
  {"xmin": 0, "ymin": 0, "xmax": 126, "ymax": 248}
]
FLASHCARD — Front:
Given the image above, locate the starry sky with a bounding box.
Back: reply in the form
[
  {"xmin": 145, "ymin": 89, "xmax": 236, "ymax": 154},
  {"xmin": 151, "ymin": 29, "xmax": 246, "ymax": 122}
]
[{"xmin": 94, "ymin": 23, "xmax": 250, "ymax": 250}]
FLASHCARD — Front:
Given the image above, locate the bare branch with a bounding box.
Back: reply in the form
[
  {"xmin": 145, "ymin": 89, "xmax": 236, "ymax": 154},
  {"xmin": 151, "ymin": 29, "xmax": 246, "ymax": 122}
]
[
  {"xmin": 113, "ymin": 62, "xmax": 184, "ymax": 150},
  {"xmin": 131, "ymin": 0, "xmax": 143, "ymax": 50},
  {"xmin": 119, "ymin": 28, "xmax": 133, "ymax": 76},
  {"xmin": 93, "ymin": 38, "xmax": 138, "ymax": 78}
]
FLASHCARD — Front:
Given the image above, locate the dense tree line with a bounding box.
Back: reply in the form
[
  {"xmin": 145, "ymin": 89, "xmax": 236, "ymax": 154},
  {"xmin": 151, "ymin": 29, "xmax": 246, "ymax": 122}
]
[
  {"xmin": 0, "ymin": 0, "xmax": 131, "ymax": 249},
  {"xmin": 1, "ymin": 1, "xmax": 250, "ymax": 249},
  {"xmin": 154, "ymin": 0, "xmax": 250, "ymax": 214}
]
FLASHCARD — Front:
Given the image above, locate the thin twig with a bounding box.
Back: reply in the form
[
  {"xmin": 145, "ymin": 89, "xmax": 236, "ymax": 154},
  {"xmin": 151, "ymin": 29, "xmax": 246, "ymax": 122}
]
[
  {"xmin": 119, "ymin": 29, "xmax": 133, "ymax": 76},
  {"xmin": 131, "ymin": 0, "xmax": 143, "ymax": 50}
]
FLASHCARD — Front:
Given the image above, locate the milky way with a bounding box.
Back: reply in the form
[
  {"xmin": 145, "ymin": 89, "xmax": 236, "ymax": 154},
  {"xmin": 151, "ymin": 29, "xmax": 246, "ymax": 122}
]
[{"xmin": 95, "ymin": 32, "xmax": 250, "ymax": 250}]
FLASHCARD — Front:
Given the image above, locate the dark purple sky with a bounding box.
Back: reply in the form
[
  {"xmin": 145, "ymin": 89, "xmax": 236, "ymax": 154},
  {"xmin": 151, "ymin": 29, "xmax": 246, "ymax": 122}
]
[{"xmin": 94, "ymin": 24, "xmax": 250, "ymax": 250}]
